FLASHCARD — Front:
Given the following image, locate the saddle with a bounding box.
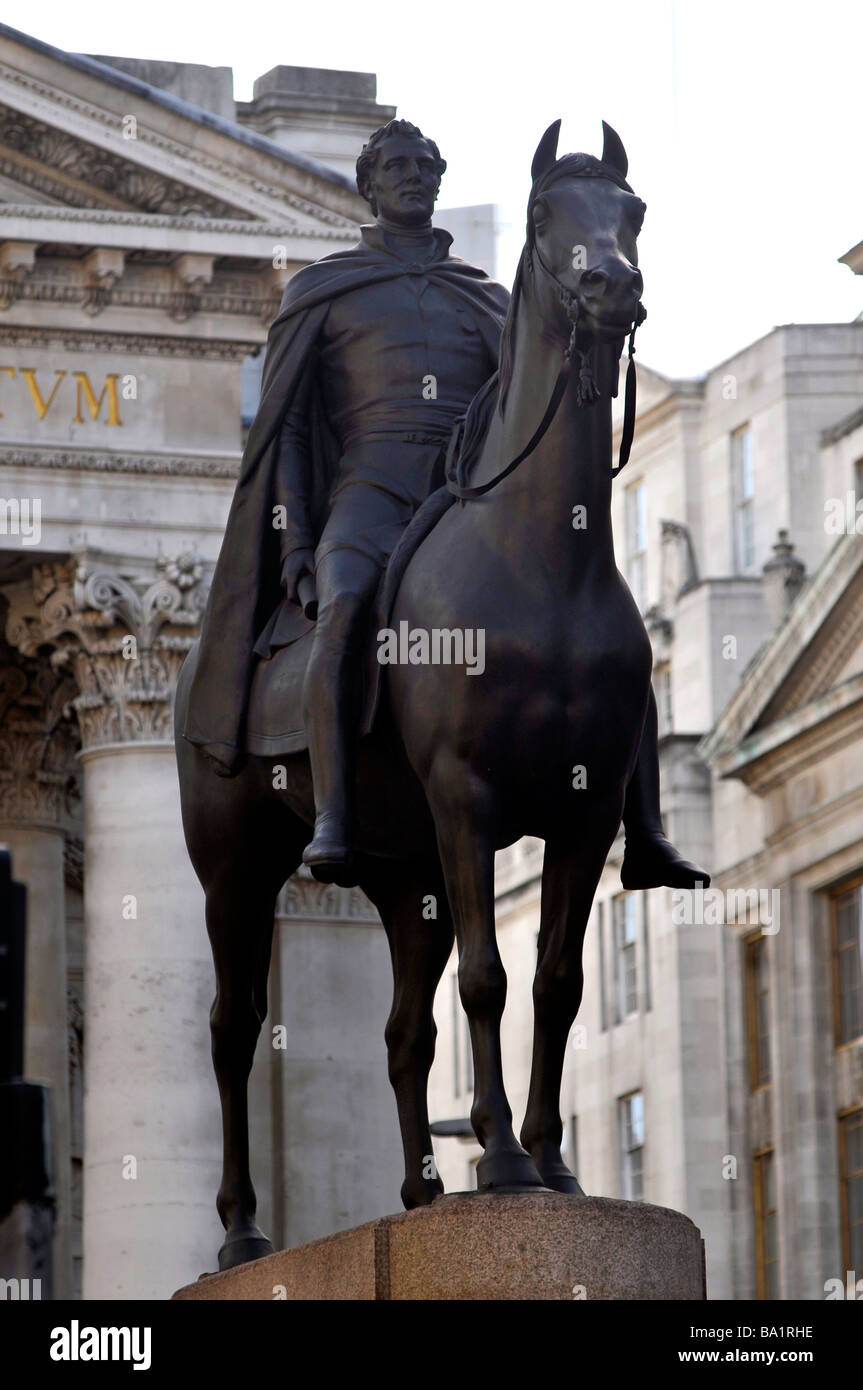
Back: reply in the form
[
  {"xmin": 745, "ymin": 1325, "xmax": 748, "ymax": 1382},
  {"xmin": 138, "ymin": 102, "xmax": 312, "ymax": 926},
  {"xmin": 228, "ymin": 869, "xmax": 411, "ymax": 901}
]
[{"xmin": 244, "ymin": 486, "xmax": 455, "ymax": 758}]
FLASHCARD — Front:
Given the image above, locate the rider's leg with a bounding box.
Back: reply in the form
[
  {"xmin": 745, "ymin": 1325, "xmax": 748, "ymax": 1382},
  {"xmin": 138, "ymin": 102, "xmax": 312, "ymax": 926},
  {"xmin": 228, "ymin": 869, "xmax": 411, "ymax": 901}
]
[
  {"xmin": 301, "ymin": 547, "xmax": 381, "ymax": 885},
  {"xmin": 620, "ymin": 685, "xmax": 711, "ymax": 889}
]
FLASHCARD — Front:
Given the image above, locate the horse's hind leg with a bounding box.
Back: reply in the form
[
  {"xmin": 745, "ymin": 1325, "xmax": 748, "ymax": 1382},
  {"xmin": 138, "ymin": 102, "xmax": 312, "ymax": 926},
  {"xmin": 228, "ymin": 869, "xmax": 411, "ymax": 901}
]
[
  {"xmin": 360, "ymin": 855, "xmax": 454, "ymax": 1209},
  {"xmin": 199, "ymin": 802, "xmax": 306, "ymax": 1271},
  {"xmin": 520, "ymin": 798, "xmax": 622, "ymax": 1193}
]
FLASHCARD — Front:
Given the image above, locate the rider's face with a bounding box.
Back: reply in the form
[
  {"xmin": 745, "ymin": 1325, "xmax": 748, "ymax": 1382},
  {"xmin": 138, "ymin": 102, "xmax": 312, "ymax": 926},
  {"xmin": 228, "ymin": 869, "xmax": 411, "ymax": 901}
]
[{"xmin": 370, "ymin": 136, "xmax": 440, "ymax": 226}]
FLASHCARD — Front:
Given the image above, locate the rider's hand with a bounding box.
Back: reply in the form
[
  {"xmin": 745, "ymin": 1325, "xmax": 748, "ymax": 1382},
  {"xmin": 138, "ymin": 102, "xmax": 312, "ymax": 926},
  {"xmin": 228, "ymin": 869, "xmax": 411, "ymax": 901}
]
[{"xmin": 282, "ymin": 547, "xmax": 315, "ymax": 604}]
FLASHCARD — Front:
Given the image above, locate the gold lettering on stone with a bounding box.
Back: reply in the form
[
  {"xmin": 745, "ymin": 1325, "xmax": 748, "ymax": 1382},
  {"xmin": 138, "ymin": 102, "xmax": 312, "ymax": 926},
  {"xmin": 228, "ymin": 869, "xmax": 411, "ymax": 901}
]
[
  {"xmin": 72, "ymin": 372, "xmax": 122, "ymax": 426},
  {"xmin": 20, "ymin": 368, "xmax": 67, "ymax": 420}
]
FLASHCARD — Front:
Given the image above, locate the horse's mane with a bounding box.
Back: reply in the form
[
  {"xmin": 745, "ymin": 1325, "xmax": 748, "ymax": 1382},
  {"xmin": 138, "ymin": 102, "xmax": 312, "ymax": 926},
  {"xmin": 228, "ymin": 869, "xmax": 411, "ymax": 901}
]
[{"xmin": 449, "ymin": 151, "xmax": 633, "ymax": 496}]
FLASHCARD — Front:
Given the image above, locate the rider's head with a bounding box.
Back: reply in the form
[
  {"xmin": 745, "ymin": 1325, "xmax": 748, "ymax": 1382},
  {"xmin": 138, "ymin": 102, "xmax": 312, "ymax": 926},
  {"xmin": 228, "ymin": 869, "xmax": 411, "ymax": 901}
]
[{"xmin": 356, "ymin": 120, "xmax": 446, "ymax": 227}]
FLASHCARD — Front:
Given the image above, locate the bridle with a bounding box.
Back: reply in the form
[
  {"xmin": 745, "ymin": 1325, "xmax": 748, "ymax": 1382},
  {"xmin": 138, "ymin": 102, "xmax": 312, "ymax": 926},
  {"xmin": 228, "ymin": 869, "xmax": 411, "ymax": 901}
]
[{"xmin": 446, "ymin": 188, "xmax": 645, "ymax": 503}]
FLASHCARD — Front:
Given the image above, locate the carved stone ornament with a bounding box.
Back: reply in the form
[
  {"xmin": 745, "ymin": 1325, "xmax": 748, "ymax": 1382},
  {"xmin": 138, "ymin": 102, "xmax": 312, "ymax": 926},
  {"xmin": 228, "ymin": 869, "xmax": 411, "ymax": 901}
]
[
  {"xmin": 0, "ymin": 639, "xmax": 79, "ymax": 825},
  {"xmin": 5, "ymin": 550, "xmax": 209, "ymax": 751}
]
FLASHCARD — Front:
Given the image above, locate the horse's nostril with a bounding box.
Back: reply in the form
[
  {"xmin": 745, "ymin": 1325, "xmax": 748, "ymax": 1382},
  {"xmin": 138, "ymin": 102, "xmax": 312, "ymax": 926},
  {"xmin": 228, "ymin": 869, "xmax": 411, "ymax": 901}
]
[{"xmin": 581, "ymin": 269, "xmax": 608, "ymax": 295}]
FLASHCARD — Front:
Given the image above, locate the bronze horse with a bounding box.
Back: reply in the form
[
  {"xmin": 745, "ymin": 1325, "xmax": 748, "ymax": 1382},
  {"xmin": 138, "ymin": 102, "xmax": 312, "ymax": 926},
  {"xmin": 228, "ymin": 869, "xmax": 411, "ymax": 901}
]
[{"xmin": 175, "ymin": 121, "xmax": 674, "ymax": 1270}]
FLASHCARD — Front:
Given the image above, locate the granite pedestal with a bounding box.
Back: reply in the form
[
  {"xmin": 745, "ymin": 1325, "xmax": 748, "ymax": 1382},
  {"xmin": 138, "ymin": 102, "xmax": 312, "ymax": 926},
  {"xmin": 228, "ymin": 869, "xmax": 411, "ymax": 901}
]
[{"xmin": 172, "ymin": 1192, "xmax": 706, "ymax": 1301}]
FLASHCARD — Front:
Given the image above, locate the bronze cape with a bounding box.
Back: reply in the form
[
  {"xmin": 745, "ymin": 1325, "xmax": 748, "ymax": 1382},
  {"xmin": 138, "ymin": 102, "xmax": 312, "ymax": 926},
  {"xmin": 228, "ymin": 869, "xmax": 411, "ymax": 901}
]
[{"xmin": 183, "ymin": 231, "xmax": 509, "ymax": 774}]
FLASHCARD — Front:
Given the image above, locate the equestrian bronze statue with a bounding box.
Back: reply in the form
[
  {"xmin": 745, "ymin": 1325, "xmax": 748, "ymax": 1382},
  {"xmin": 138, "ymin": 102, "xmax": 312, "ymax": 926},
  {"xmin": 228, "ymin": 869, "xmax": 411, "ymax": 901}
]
[{"xmin": 176, "ymin": 116, "xmax": 709, "ymax": 1270}]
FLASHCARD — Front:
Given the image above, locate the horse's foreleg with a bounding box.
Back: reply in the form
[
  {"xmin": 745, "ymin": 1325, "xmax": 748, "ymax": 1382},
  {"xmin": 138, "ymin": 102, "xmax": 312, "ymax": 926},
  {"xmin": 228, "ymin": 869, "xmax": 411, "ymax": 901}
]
[
  {"xmin": 360, "ymin": 856, "xmax": 454, "ymax": 1209},
  {"xmin": 520, "ymin": 801, "xmax": 621, "ymax": 1193},
  {"xmin": 431, "ymin": 778, "xmax": 544, "ymax": 1192},
  {"xmin": 206, "ymin": 864, "xmax": 284, "ymax": 1270}
]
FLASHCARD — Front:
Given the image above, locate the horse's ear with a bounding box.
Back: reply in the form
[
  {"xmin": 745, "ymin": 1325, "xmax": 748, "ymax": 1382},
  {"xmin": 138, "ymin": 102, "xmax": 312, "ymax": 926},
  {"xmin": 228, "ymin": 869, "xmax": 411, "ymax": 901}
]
[
  {"xmin": 601, "ymin": 120, "xmax": 628, "ymax": 179},
  {"xmin": 531, "ymin": 120, "xmax": 561, "ymax": 183}
]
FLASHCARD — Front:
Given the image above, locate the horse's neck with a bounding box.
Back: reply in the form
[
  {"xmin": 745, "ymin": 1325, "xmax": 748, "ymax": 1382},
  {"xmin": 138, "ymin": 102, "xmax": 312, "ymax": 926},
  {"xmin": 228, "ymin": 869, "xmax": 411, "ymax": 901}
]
[{"xmin": 479, "ymin": 279, "xmax": 618, "ymax": 575}]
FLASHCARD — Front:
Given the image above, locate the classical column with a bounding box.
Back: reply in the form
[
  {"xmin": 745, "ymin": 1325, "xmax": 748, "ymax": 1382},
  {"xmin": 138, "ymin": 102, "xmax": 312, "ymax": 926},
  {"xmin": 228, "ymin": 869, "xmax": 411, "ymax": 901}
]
[
  {"xmin": 8, "ymin": 551, "xmax": 219, "ymax": 1299},
  {"xmin": 0, "ymin": 645, "xmax": 79, "ymax": 1297}
]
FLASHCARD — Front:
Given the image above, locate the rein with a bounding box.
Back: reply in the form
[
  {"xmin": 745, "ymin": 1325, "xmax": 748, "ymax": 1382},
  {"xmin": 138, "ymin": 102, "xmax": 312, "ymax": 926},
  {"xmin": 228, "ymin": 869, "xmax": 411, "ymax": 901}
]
[{"xmin": 446, "ymin": 237, "xmax": 642, "ymax": 503}]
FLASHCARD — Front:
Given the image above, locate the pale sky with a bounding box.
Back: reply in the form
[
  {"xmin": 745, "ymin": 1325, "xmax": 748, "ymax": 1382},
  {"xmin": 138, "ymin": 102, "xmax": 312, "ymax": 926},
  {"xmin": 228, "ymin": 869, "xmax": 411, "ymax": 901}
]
[{"xmin": 19, "ymin": 1, "xmax": 863, "ymax": 378}]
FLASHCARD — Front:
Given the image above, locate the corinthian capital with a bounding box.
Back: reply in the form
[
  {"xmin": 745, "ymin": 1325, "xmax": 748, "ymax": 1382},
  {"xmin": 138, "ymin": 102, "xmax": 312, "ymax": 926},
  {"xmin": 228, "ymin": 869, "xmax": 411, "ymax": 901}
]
[{"xmin": 6, "ymin": 550, "xmax": 208, "ymax": 752}]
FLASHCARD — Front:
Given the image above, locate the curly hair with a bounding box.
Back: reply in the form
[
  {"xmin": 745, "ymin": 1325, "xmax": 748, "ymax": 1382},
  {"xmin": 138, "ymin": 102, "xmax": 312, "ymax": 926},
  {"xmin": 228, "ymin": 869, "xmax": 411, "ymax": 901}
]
[{"xmin": 355, "ymin": 119, "xmax": 446, "ymax": 213}]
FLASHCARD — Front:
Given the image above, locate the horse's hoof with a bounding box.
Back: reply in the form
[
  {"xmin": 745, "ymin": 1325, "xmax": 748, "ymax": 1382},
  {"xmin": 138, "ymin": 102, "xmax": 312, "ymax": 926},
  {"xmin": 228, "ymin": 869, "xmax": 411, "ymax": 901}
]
[
  {"xmin": 401, "ymin": 1175, "xmax": 444, "ymax": 1210},
  {"xmin": 536, "ymin": 1161, "xmax": 586, "ymax": 1195},
  {"xmin": 476, "ymin": 1145, "xmax": 545, "ymax": 1193},
  {"xmin": 217, "ymin": 1225, "xmax": 275, "ymax": 1271}
]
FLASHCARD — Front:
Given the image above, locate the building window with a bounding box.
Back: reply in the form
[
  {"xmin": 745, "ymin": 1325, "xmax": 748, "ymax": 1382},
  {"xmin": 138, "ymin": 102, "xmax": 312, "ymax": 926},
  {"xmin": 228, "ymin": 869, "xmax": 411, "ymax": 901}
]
[
  {"xmin": 839, "ymin": 1110, "xmax": 863, "ymax": 1273},
  {"xmin": 598, "ymin": 901, "xmax": 608, "ymax": 1032},
  {"xmin": 626, "ymin": 480, "xmax": 647, "ymax": 610},
  {"xmin": 753, "ymin": 1149, "xmax": 779, "ymax": 1299},
  {"xmin": 642, "ymin": 894, "xmax": 652, "ymax": 1014},
  {"xmin": 654, "ymin": 663, "xmax": 672, "ymax": 737},
  {"xmin": 832, "ymin": 882, "xmax": 863, "ymax": 1047},
  {"xmin": 613, "ymin": 893, "xmax": 639, "ymax": 1022},
  {"xmin": 619, "ymin": 1091, "xmax": 644, "ymax": 1201},
  {"xmin": 732, "ymin": 425, "xmax": 755, "ymax": 572},
  {"xmin": 745, "ymin": 934, "xmax": 771, "ymax": 1089}
]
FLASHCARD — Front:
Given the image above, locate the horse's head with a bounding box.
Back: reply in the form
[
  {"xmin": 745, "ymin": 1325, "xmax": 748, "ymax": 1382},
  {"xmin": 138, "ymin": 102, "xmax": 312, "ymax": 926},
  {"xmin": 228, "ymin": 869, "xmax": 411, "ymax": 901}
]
[{"xmin": 526, "ymin": 120, "xmax": 646, "ymax": 345}]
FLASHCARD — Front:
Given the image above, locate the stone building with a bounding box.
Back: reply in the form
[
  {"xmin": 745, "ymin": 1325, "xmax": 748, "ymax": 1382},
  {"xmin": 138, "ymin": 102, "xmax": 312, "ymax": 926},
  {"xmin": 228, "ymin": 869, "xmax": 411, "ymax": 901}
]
[
  {"xmin": 427, "ymin": 318, "xmax": 863, "ymax": 1299},
  {"xmin": 0, "ymin": 22, "xmax": 406, "ymax": 1300},
  {"xmin": 3, "ymin": 17, "xmax": 861, "ymax": 1305}
]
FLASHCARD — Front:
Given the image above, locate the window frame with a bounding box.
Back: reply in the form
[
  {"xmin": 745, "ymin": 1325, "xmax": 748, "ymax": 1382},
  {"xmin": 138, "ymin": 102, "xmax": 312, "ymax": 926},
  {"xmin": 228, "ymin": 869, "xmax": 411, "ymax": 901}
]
[
  {"xmin": 613, "ymin": 892, "xmax": 640, "ymax": 1023},
  {"xmin": 732, "ymin": 424, "xmax": 755, "ymax": 573},
  {"xmin": 618, "ymin": 1090, "xmax": 645, "ymax": 1202},
  {"xmin": 830, "ymin": 876, "xmax": 863, "ymax": 1050},
  {"xmin": 744, "ymin": 931, "xmax": 771, "ymax": 1091},
  {"xmin": 838, "ymin": 1107, "xmax": 863, "ymax": 1276},
  {"xmin": 753, "ymin": 1146, "xmax": 779, "ymax": 1300},
  {"xmin": 625, "ymin": 478, "xmax": 648, "ymax": 611}
]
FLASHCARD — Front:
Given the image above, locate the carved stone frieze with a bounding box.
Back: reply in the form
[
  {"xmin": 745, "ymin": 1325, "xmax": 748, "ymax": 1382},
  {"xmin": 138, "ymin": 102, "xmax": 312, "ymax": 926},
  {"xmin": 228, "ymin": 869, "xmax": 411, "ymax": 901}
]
[
  {"xmin": 5, "ymin": 550, "xmax": 209, "ymax": 751},
  {"xmin": 0, "ymin": 640, "xmax": 79, "ymax": 825},
  {"xmin": 2, "ymin": 447, "xmax": 239, "ymax": 479},
  {"xmin": 278, "ymin": 866, "xmax": 380, "ymax": 923},
  {"xmin": 0, "ymin": 102, "xmax": 252, "ymax": 219},
  {"xmin": 0, "ymin": 325, "xmax": 257, "ymax": 361}
]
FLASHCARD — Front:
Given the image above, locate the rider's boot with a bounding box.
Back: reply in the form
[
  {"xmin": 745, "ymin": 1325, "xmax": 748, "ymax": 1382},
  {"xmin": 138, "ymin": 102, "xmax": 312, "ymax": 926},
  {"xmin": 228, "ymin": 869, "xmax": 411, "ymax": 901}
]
[
  {"xmin": 301, "ymin": 628, "xmax": 361, "ymax": 889},
  {"xmin": 620, "ymin": 687, "xmax": 710, "ymax": 890}
]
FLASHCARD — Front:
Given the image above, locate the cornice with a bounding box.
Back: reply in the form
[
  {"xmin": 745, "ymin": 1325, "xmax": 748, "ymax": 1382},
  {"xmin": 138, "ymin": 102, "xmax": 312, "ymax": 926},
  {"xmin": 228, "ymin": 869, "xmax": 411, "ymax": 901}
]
[
  {"xmin": 0, "ymin": 324, "xmax": 257, "ymax": 359},
  {"xmin": 0, "ymin": 203, "xmax": 348, "ymax": 240},
  {"xmin": 714, "ymin": 673, "xmax": 863, "ymax": 794},
  {"xmin": 1, "ymin": 446, "xmax": 240, "ymax": 479}
]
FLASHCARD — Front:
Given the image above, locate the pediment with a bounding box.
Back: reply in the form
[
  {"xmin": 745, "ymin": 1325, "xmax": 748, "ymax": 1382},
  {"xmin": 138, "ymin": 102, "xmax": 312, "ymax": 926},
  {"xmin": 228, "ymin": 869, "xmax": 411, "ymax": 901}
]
[
  {"xmin": 0, "ymin": 26, "xmax": 365, "ymax": 241},
  {"xmin": 701, "ymin": 534, "xmax": 863, "ymax": 782},
  {"xmin": 0, "ymin": 101, "xmax": 250, "ymax": 219}
]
